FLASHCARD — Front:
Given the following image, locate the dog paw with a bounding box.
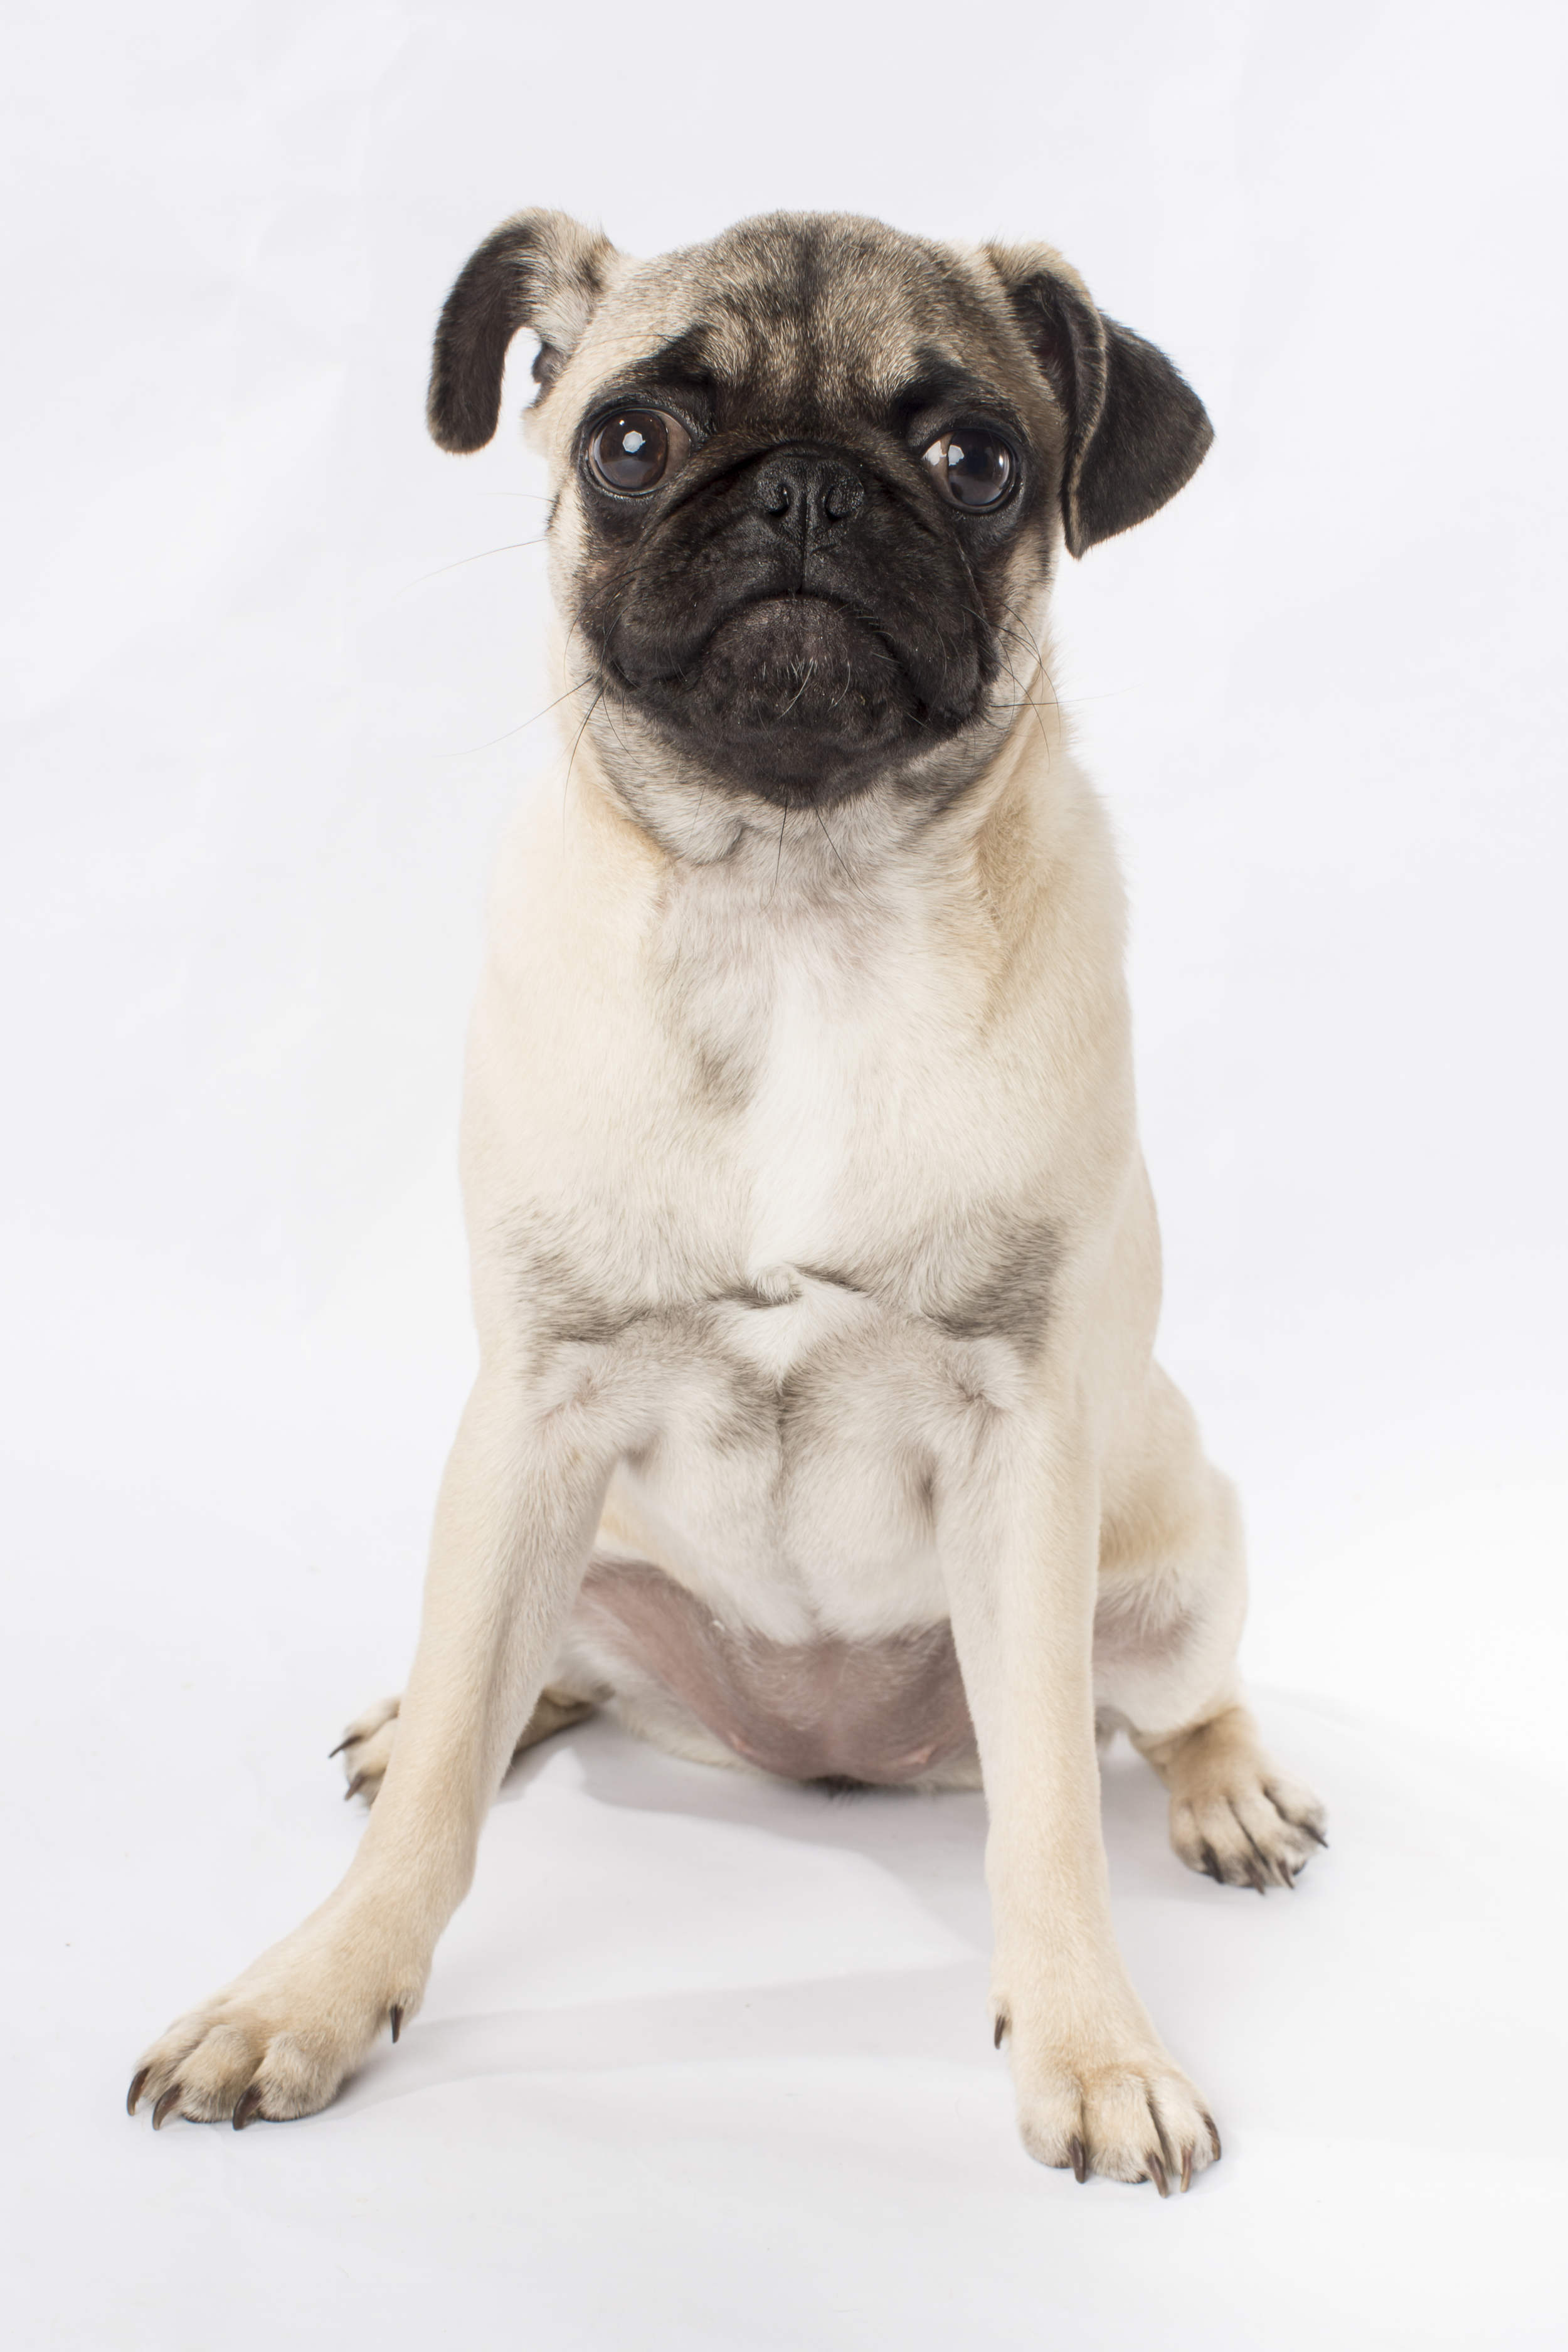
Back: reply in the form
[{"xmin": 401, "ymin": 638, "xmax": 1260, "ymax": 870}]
[
  {"xmin": 331, "ymin": 1687, "xmax": 594, "ymax": 1806},
  {"xmin": 330, "ymin": 1695, "xmax": 401, "ymax": 1804},
  {"xmin": 1170, "ymin": 1759, "xmax": 1327, "ymax": 1890},
  {"xmin": 1138, "ymin": 1708, "xmax": 1327, "ymax": 1891},
  {"xmin": 127, "ymin": 1931, "xmax": 416, "ymax": 2129},
  {"xmin": 1006, "ymin": 2034, "xmax": 1219, "ymax": 2191}
]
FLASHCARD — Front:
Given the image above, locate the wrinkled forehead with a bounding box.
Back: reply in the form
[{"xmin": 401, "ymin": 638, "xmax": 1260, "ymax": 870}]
[{"xmin": 573, "ymin": 214, "xmax": 1024, "ymax": 421}]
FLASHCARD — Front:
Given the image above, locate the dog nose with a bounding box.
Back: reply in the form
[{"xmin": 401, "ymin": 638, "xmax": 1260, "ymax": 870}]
[{"xmin": 753, "ymin": 447, "xmax": 866, "ymax": 545}]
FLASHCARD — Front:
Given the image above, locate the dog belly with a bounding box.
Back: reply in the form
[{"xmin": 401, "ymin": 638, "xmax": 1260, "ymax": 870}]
[
  {"xmin": 565, "ymin": 1557, "xmax": 975, "ymax": 1786},
  {"xmin": 550, "ymin": 1276, "xmax": 994, "ymax": 1780}
]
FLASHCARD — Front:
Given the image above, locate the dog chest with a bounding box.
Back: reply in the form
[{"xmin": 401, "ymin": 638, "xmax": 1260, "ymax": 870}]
[{"xmin": 660, "ymin": 878, "xmax": 1007, "ymax": 1285}]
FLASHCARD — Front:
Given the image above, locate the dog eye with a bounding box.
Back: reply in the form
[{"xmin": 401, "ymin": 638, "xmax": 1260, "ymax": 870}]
[
  {"xmin": 587, "ymin": 409, "xmax": 692, "ymax": 494},
  {"xmin": 921, "ymin": 428, "xmax": 1015, "ymax": 510}
]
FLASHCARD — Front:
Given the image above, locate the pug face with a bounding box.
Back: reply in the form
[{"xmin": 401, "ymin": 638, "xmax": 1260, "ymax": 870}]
[{"xmin": 428, "ymin": 212, "xmax": 1212, "ymax": 816}]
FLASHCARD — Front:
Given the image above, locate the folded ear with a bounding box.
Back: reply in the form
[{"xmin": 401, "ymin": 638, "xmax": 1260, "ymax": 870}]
[
  {"xmin": 983, "ymin": 243, "xmax": 1213, "ymax": 556},
  {"xmin": 428, "ymin": 209, "xmax": 619, "ymax": 453}
]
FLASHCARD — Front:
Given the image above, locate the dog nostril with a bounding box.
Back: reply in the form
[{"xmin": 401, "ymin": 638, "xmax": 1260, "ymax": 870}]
[{"xmin": 755, "ymin": 453, "xmax": 863, "ymax": 532}]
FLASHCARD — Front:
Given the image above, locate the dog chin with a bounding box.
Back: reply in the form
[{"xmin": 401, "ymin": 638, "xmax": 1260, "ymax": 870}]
[{"xmin": 622, "ymin": 593, "xmax": 934, "ymax": 804}]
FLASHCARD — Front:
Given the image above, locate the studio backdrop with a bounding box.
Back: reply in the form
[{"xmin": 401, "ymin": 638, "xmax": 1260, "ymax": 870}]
[{"xmin": 3, "ymin": 4, "xmax": 1564, "ymax": 2348}]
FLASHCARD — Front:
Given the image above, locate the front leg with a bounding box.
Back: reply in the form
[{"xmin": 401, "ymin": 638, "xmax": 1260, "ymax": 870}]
[
  {"xmin": 129, "ymin": 1359, "xmax": 615, "ymax": 2128},
  {"xmin": 938, "ymin": 1384, "xmax": 1219, "ymax": 2193}
]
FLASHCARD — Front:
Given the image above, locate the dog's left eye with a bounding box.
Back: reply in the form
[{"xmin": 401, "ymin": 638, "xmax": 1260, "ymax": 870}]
[
  {"xmin": 587, "ymin": 409, "xmax": 693, "ymax": 494},
  {"xmin": 921, "ymin": 428, "xmax": 1015, "ymax": 510}
]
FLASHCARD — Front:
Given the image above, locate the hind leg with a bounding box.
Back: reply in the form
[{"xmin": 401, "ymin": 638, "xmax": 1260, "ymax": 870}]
[
  {"xmin": 1134, "ymin": 1706, "xmax": 1326, "ymax": 1890},
  {"xmin": 1096, "ymin": 1364, "xmax": 1327, "ymax": 1889},
  {"xmin": 332, "ymin": 1684, "xmax": 595, "ymax": 1805}
]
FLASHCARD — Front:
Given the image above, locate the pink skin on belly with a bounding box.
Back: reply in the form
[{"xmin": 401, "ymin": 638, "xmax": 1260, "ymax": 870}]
[{"xmin": 574, "ymin": 1559, "xmax": 977, "ymax": 1786}]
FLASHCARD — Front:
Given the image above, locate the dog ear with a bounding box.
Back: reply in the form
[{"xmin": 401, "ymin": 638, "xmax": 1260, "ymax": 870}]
[
  {"xmin": 983, "ymin": 244, "xmax": 1213, "ymax": 557},
  {"xmin": 428, "ymin": 209, "xmax": 619, "ymax": 453}
]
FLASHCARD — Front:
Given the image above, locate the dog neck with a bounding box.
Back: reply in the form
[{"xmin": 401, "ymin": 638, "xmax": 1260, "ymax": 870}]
[
  {"xmin": 524, "ymin": 624, "xmax": 1110, "ymax": 1110},
  {"xmin": 551, "ymin": 620, "xmax": 1076, "ymax": 914}
]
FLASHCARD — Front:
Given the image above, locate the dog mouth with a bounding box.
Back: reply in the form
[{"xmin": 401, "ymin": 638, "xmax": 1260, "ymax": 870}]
[
  {"xmin": 598, "ymin": 578, "xmax": 987, "ymax": 801},
  {"xmin": 679, "ymin": 590, "xmax": 901, "ymax": 728}
]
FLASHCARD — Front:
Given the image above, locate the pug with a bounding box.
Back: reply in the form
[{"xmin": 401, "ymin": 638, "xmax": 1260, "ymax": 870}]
[{"xmin": 129, "ymin": 210, "xmax": 1326, "ymax": 2191}]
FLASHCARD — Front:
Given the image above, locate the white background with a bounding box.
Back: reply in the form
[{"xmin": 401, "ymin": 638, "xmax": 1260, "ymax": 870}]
[{"xmin": 3, "ymin": 3, "xmax": 1565, "ymax": 2345}]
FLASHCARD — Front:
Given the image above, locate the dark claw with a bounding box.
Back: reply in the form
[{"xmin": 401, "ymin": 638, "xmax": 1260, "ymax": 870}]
[
  {"xmin": 127, "ymin": 2067, "xmax": 149, "ymax": 2117},
  {"xmin": 1069, "ymin": 2135, "xmax": 1088, "ymax": 2185},
  {"xmin": 1302, "ymin": 1822, "xmax": 1329, "ymax": 1848},
  {"xmin": 390, "ymin": 2005, "xmax": 403, "ymax": 2045},
  {"xmin": 992, "ymin": 2013, "xmax": 1005, "ymax": 2049},
  {"xmin": 1199, "ymin": 1842, "xmax": 1223, "ymax": 1883},
  {"xmin": 1204, "ymin": 2113, "xmax": 1222, "ymax": 2161},
  {"xmin": 1234, "ymin": 1811, "xmax": 1278, "ymax": 1894},
  {"xmin": 152, "ymin": 2085, "xmax": 183, "ymax": 2130},
  {"xmin": 1279, "ymin": 1858, "xmax": 1296, "ymax": 1889},
  {"xmin": 327, "ymin": 1737, "xmax": 356, "ymax": 1759},
  {"xmin": 1147, "ymin": 2151, "xmax": 1169, "ymax": 2198},
  {"xmin": 233, "ymin": 2083, "xmax": 265, "ymax": 2131},
  {"xmin": 344, "ymin": 1772, "xmax": 367, "ymax": 1802},
  {"xmin": 1180, "ymin": 2143, "xmax": 1193, "ymax": 2193}
]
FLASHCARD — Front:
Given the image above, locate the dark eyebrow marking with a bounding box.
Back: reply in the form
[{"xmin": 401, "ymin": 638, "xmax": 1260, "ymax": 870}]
[
  {"xmin": 616, "ymin": 327, "xmax": 719, "ymax": 396},
  {"xmin": 576, "ymin": 329, "xmax": 721, "ymax": 448},
  {"xmin": 890, "ymin": 349, "xmax": 1029, "ymax": 441}
]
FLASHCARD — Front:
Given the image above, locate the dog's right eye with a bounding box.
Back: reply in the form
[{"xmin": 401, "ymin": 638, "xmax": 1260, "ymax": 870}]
[{"xmin": 587, "ymin": 410, "xmax": 692, "ymax": 494}]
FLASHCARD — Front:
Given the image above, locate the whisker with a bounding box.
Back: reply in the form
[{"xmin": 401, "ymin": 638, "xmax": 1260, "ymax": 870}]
[
  {"xmin": 811, "ymin": 800, "xmax": 858, "ymax": 890},
  {"xmin": 776, "ymin": 661, "xmax": 818, "ymax": 722},
  {"xmin": 965, "ymin": 601, "xmax": 1056, "ymax": 755},
  {"xmin": 993, "ymin": 595, "xmax": 1064, "ymax": 731},
  {"xmin": 397, "ymin": 539, "xmax": 549, "ymax": 594},
  {"xmin": 563, "ymin": 684, "xmax": 606, "ymax": 825},
  {"xmin": 445, "ymin": 682, "xmax": 584, "ymax": 758}
]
